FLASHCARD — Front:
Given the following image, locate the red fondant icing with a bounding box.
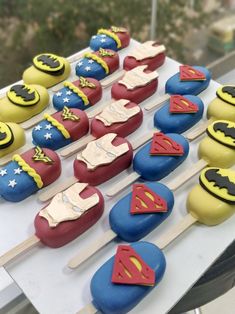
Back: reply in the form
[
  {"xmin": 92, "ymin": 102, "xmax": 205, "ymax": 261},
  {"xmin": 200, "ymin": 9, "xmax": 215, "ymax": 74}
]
[
  {"xmin": 111, "ymin": 72, "xmax": 158, "ymax": 104},
  {"xmin": 34, "ymin": 185, "xmax": 104, "ymax": 248},
  {"xmin": 123, "ymin": 43, "xmax": 166, "ymax": 71},
  {"xmin": 21, "ymin": 147, "xmax": 61, "ymax": 186},
  {"xmin": 109, "ymin": 27, "xmax": 130, "ymax": 48},
  {"xmin": 91, "ymin": 101, "xmax": 143, "ymax": 138},
  {"xmin": 72, "ymin": 77, "xmax": 102, "ymax": 105},
  {"xmin": 180, "ymin": 65, "xmax": 206, "ymax": 81},
  {"xmin": 130, "ymin": 184, "xmax": 168, "ymax": 214},
  {"xmin": 73, "ymin": 136, "xmax": 133, "ymax": 186},
  {"xmin": 94, "ymin": 49, "xmax": 119, "ymax": 75},
  {"xmin": 111, "ymin": 245, "xmax": 155, "ymax": 286},
  {"xmin": 150, "ymin": 132, "xmax": 184, "ymax": 156},
  {"xmin": 169, "ymin": 95, "xmax": 199, "ymax": 113},
  {"xmin": 52, "ymin": 108, "xmax": 89, "ymax": 141}
]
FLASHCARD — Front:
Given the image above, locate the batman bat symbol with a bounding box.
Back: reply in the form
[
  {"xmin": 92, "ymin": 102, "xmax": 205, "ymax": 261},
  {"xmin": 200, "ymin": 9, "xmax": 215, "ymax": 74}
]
[
  {"xmin": 10, "ymin": 85, "xmax": 35, "ymax": 101},
  {"xmin": 213, "ymin": 122, "xmax": 235, "ymax": 141},
  {"xmin": 205, "ymin": 169, "xmax": 235, "ymax": 196},
  {"xmin": 221, "ymin": 86, "xmax": 235, "ymax": 98},
  {"xmin": 0, "ymin": 132, "xmax": 6, "ymax": 141},
  {"xmin": 37, "ymin": 55, "xmax": 60, "ymax": 68}
]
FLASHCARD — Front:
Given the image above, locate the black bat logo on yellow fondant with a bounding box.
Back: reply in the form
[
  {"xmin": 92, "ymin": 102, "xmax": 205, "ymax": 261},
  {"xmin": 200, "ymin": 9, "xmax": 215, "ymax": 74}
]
[
  {"xmin": 205, "ymin": 169, "xmax": 235, "ymax": 196},
  {"xmin": 213, "ymin": 122, "xmax": 235, "ymax": 142},
  {"xmin": 10, "ymin": 85, "xmax": 35, "ymax": 102},
  {"xmin": 37, "ymin": 55, "xmax": 60, "ymax": 69},
  {"xmin": 222, "ymin": 86, "xmax": 235, "ymax": 98}
]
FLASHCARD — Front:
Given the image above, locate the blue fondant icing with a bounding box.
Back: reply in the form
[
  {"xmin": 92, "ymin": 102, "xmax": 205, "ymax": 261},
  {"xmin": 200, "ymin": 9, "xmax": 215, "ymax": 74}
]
[
  {"xmin": 75, "ymin": 57, "xmax": 106, "ymax": 80},
  {"xmin": 109, "ymin": 182, "xmax": 174, "ymax": 242},
  {"xmin": 91, "ymin": 241, "xmax": 166, "ymax": 314},
  {"xmin": 90, "ymin": 34, "xmax": 118, "ymax": 51},
  {"xmin": 0, "ymin": 161, "xmax": 38, "ymax": 202},
  {"xmin": 52, "ymin": 86, "xmax": 92, "ymax": 111},
  {"xmin": 154, "ymin": 95, "xmax": 204, "ymax": 133},
  {"xmin": 165, "ymin": 66, "xmax": 211, "ymax": 95},
  {"xmin": 32, "ymin": 120, "xmax": 72, "ymax": 150},
  {"xmin": 133, "ymin": 133, "xmax": 189, "ymax": 181}
]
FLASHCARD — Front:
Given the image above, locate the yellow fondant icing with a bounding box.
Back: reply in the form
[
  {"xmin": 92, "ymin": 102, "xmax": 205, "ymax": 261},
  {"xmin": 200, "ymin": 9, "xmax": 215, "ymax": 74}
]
[
  {"xmin": 0, "ymin": 84, "xmax": 49, "ymax": 123},
  {"xmin": 207, "ymin": 97, "xmax": 235, "ymax": 121},
  {"xmin": 44, "ymin": 113, "xmax": 70, "ymax": 139},
  {"xmin": 187, "ymin": 184, "xmax": 235, "ymax": 225},
  {"xmin": 63, "ymin": 81, "xmax": 89, "ymax": 105},
  {"xmin": 0, "ymin": 123, "xmax": 25, "ymax": 158},
  {"xmin": 207, "ymin": 120, "xmax": 235, "ymax": 148},
  {"xmin": 7, "ymin": 84, "xmax": 40, "ymax": 106},
  {"xmin": 216, "ymin": 85, "xmax": 235, "ymax": 106}
]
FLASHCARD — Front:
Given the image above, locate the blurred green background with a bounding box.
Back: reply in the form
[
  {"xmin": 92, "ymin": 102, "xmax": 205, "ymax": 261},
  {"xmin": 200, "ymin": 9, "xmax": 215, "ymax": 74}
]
[{"xmin": 0, "ymin": 0, "xmax": 234, "ymax": 87}]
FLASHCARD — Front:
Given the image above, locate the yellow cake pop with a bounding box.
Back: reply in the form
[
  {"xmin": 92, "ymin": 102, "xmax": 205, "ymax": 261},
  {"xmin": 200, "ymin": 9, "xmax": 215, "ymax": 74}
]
[
  {"xmin": 0, "ymin": 122, "xmax": 25, "ymax": 158},
  {"xmin": 23, "ymin": 53, "xmax": 71, "ymax": 88},
  {"xmin": 0, "ymin": 84, "xmax": 49, "ymax": 123}
]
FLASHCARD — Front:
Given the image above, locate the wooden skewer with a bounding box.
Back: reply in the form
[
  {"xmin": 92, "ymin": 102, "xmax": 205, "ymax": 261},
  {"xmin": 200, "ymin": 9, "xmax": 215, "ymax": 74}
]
[
  {"xmin": 167, "ymin": 159, "xmax": 208, "ymax": 191},
  {"xmin": 38, "ymin": 176, "xmax": 78, "ymax": 202},
  {"xmin": 155, "ymin": 214, "xmax": 198, "ymax": 250},
  {"xmin": 131, "ymin": 130, "xmax": 156, "ymax": 150},
  {"xmin": 68, "ymin": 229, "xmax": 116, "ymax": 269},
  {"xmin": 106, "ymin": 172, "xmax": 140, "ymax": 197},
  {"xmin": 101, "ymin": 69, "xmax": 125, "ymax": 88},
  {"xmin": 20, "ymin": 108, "xmax": 55, "ymax": 130},
  {"xmin": 0, "ymin": 235, "xmax": 40, "ymax": 267},
  {"xmin": 186, "ymin": 118, "xmax": 214, "ymax": 141},
  {"xmin": 77, "ymin": 302, "xmax": 97, "ymax": 314},
  {"xmin": 0, "ymin": 144, "xmax": 32, "ymax": 166},
  {"xmin": 60, "ymin": 134, "xmax": 95, "ymax": 158},
  {"xmin": 144, "ymin": 94, "xmax": 170, "ymax": 111}
]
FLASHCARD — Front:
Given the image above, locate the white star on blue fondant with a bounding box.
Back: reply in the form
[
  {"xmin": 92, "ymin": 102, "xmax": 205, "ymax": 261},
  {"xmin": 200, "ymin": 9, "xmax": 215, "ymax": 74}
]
[
  {"xmin": 14, "ymin": 168, "xmax": 22, "ymax": 175},
  {"xmin": 0, "ymin": 169, "xmax": 7, "ymax": 176}
]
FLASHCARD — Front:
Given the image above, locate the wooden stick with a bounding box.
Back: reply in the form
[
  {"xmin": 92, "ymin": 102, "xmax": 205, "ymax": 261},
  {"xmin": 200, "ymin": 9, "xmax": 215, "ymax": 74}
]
[
  {"xmin": 20, "ymin": 108, "xmax": 55, "ymax": 130},
  {"xmin": 38, "ymin": 176, "xmax": 78, "ymax": 202},
  {"xmin": 68, "ymin": 229, "xmax": 116, "ymax": 269},
  {"xmin": 155, "ymin": 214, "xmax": 198, "ymax": 250},
  {"xmin": 101, "ymin": 69, "xmax": 125, "ymax": 88},
  {"xmin": 77, "ymin": 302, "xmax": 97, "ymax": 314},
  {"xmin": 106, "ymin": 172, "xmax": 140, "ymax": 197},
  {"xmin": 131, "ymin": 130, "xmax": 156, "ymax": 150},
  {"xmin": 60, "ymin": 134, "xmax": 95, "ymax": 158},
  {"xmin": 87, "ymin": 100, "xmax": 114, "ymax": 119},
  {"xmin": 0, "ymin": 235, "xmax": 40, "ymax": 267},
  {"xmin": 144, "ymin": 94, "xmax": 170, "ymax": 111},
  {"xmin": 186, "ymin": 118, "xmax": 214, "ymax": 141},
  {"xmin": 0, "ymin": 144, "xmax": 32, "ymax": 166},
  {"xmin": 167, "ymin": 159, "xmax": 208, "ymax": 191}
]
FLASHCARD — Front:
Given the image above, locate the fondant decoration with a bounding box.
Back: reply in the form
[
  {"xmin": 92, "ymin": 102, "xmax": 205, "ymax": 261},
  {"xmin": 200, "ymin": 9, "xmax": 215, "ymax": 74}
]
[
  {"xmin": 74, "ymin": 134, "xmax": 133, "ymax": 186},
  {"xmin": 180, "ymin": 65, "xmax": 206, "ymax": 81},
  {"xmin": 0, "ymin": 147, "xmax": 61, "ymax": 202},
  {"xmin": 130, "ymin": 183, "xmax": 168, "ymax": 214},
  {"xmin": 111, "ymin": 245, "xmax": 155, "ymax": 286},
  {"xmin": 199, "ymin": 120, "xmax": 235, "ymax": 168},
  {"xmin": 39, "ymin": 183, "xmax": 100, "ymax": 227},
  {"xmin": 199, "ymin": 167, "xmax": 235, "ymax": 204},
  {"xmin": 124, "ymin": 41, "xmax": 166, "ymax": 71},
  {"xmin": 119, "ymin": 65, "xmax": 158, "ymax": 90},
  {"xmin": 216, "ymin": 85, "xmax": 235, "ymax": 106},
  {"xmin": 0, "ymin": 84, "xmax": 49, "ymax": 123},
  {"xmin": 165, "ymin": 66, "xmax": 211, "ymax": 96},
  {"xmin": 95, "ymin": 99, "xmax": 140, "ymax": 126},
  {"xmin": 23, "ymin": 53, "xmax": 71, "ymax": 88},
  {"xmin": 52, "ymin": 77, "xmax": 102, "ymax": 111},
  {"xmin": 155, "ymin": 95, "xmax": 204, "ymax": 134},
  {"xmin": 0, "ymin": 122, "xmax": 25, "ymax": 158},
  {"xmin": 90, "ymin": 26, "xmax": 130, "ymax": 51},
  {"xmin": 112, "ymin": 65, "xmax": 158, "ymax": 104},
  {"xmin": 32, "ymin": 107, "xmax": 89, "ymax": 150},
  {"xmin": 76, "ymin": 133, "xmax": 129, "ymax": 170},
  {"xmin": 133, "ymin": 133, "xmax": 189, "ymax": 181},
  {"xmin": 110, "ymin": 182, "xmax": 174, "ymax": 241},
  {"xmin": 169, "ymin": 95, "xmax": 199, "ymax": 113},
  {"xmin": 90, "ymin": 242, "xmax": 166, "ymax": 314},
  {"xmin": 207, "ymin": 85, "xmax": 235, "ymax": 124},
  {"xmin": 150, "ymin": 132, "xmax": 184, "ymax": 156},
  {"xmin": 75, "ymin": 48, "xmax": 119, "ymax": 81},
  {"xmin": 207, "ymin": 120, "xmax": 235, "ymax": 148}
]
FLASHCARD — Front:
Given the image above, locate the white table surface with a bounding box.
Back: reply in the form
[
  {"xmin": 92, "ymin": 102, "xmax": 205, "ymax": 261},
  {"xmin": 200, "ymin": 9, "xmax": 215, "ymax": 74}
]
[{"xmin": 0, "ymin": 39, "xmax": 234, "ymax": 314}]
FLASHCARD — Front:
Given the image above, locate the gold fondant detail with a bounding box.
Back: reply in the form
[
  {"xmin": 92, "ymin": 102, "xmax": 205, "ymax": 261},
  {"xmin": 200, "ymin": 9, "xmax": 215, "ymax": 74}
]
[
  {"xmin": 33, "ymin": 146, "xmax": 53, "ymax": 164},
  {"xmin": 62, "ymin": 106, "xmax": 80, "ymax": 121},
  {"xmin": 44, "ymin": 113, "xmax": 70, "ymax": 139},
  {"xmin": 79, "ymin": 77, "xmax": 96, "ymax": 89},
  {"xmin": 98, "ymin": 28, "xmax": 122, "ymax": 48}
]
